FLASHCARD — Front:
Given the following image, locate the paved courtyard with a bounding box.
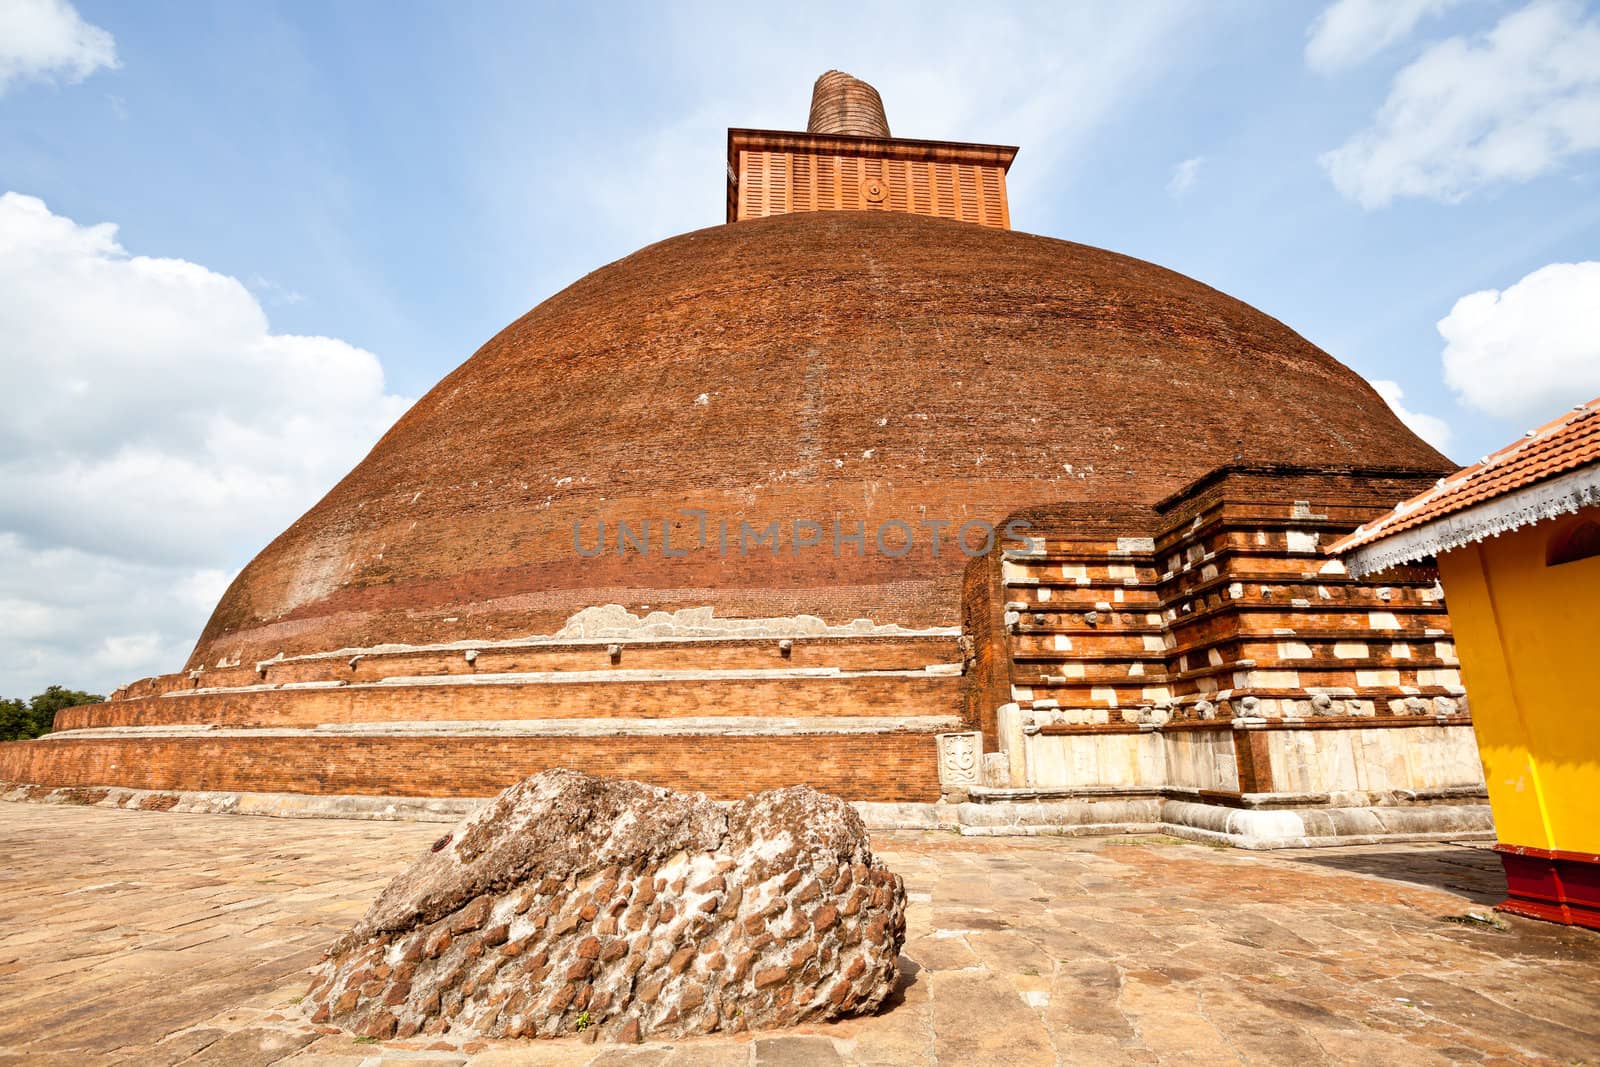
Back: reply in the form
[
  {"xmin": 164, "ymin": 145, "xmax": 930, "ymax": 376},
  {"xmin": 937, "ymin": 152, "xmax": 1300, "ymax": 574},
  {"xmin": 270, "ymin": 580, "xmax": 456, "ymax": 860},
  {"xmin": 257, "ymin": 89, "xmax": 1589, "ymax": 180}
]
[{"xmin": 0, "ymin": 801, "xmax": 1595, "ymax": 1066}]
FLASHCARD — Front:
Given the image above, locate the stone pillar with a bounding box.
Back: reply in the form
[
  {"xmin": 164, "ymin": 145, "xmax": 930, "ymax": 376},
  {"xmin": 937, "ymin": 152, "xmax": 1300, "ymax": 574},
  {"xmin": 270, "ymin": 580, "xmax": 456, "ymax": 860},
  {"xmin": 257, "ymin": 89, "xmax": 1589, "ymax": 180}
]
[{"xmin": 995, "ymin": 702, "xmax": 1026, "ymax": 787}]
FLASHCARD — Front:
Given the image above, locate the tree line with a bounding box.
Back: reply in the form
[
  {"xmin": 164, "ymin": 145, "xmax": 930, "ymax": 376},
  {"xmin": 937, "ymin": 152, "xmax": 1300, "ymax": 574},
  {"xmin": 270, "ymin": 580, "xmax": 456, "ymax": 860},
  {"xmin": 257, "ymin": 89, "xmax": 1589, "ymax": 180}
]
[{"xmin": 1, "ymin": 687, "xmax": 103, "ymax": 742}]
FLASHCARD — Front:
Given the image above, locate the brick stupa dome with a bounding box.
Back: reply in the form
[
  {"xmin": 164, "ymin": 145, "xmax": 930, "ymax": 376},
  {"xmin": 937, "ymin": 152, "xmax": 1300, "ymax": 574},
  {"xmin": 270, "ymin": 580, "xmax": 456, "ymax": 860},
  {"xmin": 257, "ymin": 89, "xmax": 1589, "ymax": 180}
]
[
  {"xmin": 6, "ymin": 75, "xmax": 1486, "ymax": 837},
  {"xmin": 190, "ymin": 210, "xmax": 1445, "ymax": 669}
]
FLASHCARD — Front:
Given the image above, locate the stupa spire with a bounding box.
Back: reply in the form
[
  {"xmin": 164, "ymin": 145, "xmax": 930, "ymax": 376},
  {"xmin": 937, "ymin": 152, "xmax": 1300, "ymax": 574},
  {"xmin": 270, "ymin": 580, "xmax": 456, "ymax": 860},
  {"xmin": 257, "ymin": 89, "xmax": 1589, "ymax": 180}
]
[{"xmin": 806, "ymin": 70, "xmax": 890, "ymax": 138}]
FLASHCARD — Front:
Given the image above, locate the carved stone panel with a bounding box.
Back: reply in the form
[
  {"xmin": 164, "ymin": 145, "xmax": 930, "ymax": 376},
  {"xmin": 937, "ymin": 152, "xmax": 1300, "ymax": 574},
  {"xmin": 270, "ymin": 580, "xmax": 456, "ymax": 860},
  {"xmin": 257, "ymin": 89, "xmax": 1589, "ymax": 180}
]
[{"xmin": 936, "ymin": 731, "xmax": 981, "ymax": 787}]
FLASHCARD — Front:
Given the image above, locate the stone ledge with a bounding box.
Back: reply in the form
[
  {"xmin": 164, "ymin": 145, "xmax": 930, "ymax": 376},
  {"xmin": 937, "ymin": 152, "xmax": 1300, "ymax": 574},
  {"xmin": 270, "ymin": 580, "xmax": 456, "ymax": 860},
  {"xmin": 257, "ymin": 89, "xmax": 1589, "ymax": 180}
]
[
  {"xmin": 44, "ymin": 714, "xmax": 964, "ymax": 740},
  {"xmin": 0, "ymin": 782, "xmax": 478, "ymax": 822},
  {"xmin": 1, "ymin": 783, "xmax": 1491, "ymax": 849},
  {"xmin": 962, "ymin": 783, "xmax": 1488, "ymax": 809},
  {"xmin": 168, "ymin": 663, "xmax": 965, "ymax": 697},
  {"xmin": 0, "ymin": 782, "xmax": 962, "ymax": 832},
  {"xmin": 1156, "ymin": 799, "xmax": 1495, "ymax": 850}
]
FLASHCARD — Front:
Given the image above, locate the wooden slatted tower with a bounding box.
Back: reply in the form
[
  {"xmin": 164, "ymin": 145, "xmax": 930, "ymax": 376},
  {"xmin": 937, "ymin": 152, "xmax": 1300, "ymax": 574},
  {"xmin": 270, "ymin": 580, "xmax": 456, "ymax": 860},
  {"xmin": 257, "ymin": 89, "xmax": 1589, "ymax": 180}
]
[{"xmin": 728, "ymin": 71, "xmax": 1017, "ymax": 229}]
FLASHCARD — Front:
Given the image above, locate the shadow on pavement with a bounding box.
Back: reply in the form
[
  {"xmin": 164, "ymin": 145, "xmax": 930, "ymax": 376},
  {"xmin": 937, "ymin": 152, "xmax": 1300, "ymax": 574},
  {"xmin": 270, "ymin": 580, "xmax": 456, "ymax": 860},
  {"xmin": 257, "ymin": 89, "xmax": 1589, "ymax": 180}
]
[{"xmin": 1274, "ymin": 845, "xmax": 1506, "ymax": 907}]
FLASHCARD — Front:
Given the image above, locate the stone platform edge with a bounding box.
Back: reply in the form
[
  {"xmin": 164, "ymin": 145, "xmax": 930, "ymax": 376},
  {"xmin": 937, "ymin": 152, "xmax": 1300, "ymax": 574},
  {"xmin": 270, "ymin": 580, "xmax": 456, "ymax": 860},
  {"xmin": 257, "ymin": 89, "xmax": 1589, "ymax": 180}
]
[{"xmin": 0, "ymin": 780, "xmax": 1494, "ymax": 850}]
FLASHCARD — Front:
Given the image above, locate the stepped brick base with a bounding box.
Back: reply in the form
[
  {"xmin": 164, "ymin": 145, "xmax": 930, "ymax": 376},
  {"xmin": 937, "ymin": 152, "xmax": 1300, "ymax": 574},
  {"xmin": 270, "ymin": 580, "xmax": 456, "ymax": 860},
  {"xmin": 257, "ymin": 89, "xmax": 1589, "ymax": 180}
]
[
  {"xmin": 8, "ymin": 630, "xmax": 959, "ymax": 807},
  {"xmin": 0, "ymin": 731, "xmax": 942, "ymax": 803}
]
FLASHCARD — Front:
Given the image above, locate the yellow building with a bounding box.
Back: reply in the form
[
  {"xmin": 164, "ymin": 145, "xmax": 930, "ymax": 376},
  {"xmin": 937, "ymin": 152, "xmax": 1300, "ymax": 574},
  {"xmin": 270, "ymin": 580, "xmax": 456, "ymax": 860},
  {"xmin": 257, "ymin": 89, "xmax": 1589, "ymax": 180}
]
[{"xmin": 1334, "ymin": 397, "xmax": 1600, "ymax": 930}]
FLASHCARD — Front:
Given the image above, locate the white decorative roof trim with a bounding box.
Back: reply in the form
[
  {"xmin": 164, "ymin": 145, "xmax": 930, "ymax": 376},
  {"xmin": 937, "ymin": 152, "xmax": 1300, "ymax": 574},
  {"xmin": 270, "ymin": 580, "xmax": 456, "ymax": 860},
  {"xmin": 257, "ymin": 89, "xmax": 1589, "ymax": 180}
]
[{"xmin": 1343, "ymin": 464, "xmax": 1600, "ymax": 578}]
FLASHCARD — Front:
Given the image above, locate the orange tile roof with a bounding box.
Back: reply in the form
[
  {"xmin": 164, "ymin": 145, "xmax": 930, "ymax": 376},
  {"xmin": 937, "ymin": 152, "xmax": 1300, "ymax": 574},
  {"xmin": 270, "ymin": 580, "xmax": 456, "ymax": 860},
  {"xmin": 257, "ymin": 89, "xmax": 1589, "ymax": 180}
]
[{"xmin": 1331, "ymin": 395, "xmax": 1600, "ymax": 559}]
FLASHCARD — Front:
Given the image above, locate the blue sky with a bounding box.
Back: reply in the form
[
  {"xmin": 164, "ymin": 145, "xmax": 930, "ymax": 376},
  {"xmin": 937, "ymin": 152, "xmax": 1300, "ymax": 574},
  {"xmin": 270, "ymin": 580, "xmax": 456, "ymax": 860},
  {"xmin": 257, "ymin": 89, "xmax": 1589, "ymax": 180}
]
[{"xmin": 2, "ymin": 0, "xmax": 1598, "ymax": 695}]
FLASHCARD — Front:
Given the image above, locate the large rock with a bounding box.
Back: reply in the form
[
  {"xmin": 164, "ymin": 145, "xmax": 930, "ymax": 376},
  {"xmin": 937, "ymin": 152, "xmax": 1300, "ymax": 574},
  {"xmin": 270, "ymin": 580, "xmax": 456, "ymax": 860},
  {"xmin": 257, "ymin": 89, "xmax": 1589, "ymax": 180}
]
[{"xmin": 303, "ymin": 769, "xmax": 907, "ymax": 1042}]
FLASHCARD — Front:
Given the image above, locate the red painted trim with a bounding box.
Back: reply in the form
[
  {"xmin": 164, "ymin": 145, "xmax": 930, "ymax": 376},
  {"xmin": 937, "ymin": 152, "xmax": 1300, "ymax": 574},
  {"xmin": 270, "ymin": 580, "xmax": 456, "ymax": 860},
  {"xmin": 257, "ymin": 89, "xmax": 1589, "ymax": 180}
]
[
  {"xmin": 1493, "ymin": 842, "xmax": 1600, "ymax": 865},
  {"xmin": 1494, "ymin": 843, "xmax": 1600, "ymax": 932}
]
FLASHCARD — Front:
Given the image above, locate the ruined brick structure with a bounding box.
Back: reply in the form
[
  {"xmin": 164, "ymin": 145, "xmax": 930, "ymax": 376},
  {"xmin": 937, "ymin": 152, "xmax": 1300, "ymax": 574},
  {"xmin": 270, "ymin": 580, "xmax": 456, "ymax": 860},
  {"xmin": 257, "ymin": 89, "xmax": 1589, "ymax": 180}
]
[
  {"xmin": 0, "ymin": 72, "xmax": 1489, "ymax": 845},
  {"xmin": 306, "ymin": 770, "xmax": 906, "ymax": 1041}
]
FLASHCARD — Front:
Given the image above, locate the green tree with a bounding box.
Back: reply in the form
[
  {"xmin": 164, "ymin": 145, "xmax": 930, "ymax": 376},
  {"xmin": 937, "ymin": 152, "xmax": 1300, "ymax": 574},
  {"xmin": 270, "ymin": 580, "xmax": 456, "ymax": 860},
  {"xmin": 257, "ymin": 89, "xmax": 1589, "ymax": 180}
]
[
  {"xmin": 0, "ymin": 698, "xmax": 29, "ymax": 742},
  {"xmin": 0, "ymin": 687, "xmax": 103, "ymax": 741}
]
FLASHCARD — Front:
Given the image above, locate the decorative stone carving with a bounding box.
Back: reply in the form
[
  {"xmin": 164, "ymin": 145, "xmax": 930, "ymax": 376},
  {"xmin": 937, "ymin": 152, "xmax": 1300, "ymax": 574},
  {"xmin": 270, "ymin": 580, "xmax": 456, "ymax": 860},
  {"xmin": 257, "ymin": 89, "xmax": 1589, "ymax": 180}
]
[
  {"xmin": 1132, "ymin": 701, "xmax": 1173, "ymax": 727},
  {"xmin": 937, "ymin": 732, "xmax": 981, "ymax": 787},
  {"xmin": 304, "ymin": 770, "xmax": 906, "ymax": 1043},
  {"xmin": 1310, "ymin": 693, "xmax": 1342, "ymax": 716}
]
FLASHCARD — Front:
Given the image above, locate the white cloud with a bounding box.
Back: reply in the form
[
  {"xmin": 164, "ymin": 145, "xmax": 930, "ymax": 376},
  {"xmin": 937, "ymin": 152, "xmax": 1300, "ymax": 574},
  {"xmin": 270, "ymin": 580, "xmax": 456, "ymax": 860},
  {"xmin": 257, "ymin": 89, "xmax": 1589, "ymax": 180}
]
[
  {"xmin": 0, "ymin": 534, "xmax": 224, "ymax": 699},
  {"xmin": 0, "ymin": 193, "xmax": 411, "ymax": 696},
  {"xmin": 1439, "ymin": 260, "xmax": 1600, "ymax": 423},
  {"xmin": 1305, "ymin": 0, "xmax": 1459, "ymax": 74},
  {"xmin": 248, "ymin": 273, "xmax": 307, "ymax": 306},
  {"xmin": 1370, "ymin": 379, "xmax": 1453, "ymax": 454},
  {"xmin": 1167, "ymin": 156, "xmax": 1203, "ymax": 197},
  {"xmin": 1321, "ymin": 1, "xmax": 1600, "ymax": 208},
  {"xmin": 0, "ymin": 0, "xmax": 117, "ymax": 95}
]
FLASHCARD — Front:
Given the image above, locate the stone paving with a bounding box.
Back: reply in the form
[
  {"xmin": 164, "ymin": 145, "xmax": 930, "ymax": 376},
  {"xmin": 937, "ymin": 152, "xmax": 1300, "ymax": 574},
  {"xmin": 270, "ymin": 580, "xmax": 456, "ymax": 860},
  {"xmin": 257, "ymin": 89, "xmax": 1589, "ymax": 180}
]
[{"xmin": 0, "ymin": 802, "xmax": 1596, "ymax": 1066}]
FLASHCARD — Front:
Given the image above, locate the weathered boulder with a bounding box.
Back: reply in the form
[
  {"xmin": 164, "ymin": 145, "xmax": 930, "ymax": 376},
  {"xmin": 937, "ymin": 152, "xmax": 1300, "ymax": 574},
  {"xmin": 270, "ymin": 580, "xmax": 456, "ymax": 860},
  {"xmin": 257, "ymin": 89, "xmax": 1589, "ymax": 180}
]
[{"xmin": 303, "ymin": 769, "xmax": 907, "ymax": 1042}]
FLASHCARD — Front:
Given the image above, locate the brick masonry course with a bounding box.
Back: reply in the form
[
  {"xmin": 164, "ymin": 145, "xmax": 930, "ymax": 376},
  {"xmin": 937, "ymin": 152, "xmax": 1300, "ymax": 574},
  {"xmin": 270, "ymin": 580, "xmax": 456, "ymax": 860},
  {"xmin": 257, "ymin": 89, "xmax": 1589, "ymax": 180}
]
[{"xmin": 0, "ymin": 732, "xmax": 944, "ymax": 802}]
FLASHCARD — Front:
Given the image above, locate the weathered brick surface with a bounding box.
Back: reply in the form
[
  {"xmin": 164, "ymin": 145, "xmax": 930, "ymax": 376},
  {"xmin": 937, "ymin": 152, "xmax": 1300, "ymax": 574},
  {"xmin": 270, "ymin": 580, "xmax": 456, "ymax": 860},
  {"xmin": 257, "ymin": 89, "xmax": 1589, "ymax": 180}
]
[
  {"xmin": 959, "ymin": 549, "xmax": 1009, "ymax": 746},
  {"xmin": 185, "ymin": 211, "xmax": 1448, "ymax": 670},
  {"xmin": 0, "ymin": 733, "xmax": 940, "ymax": 802},
  {"xmin": 16, "ymin": 216, "xmax": 1461, "ymax": 810},
  {"xmin": 59, "ymin": 672, "xmax": 959, "ymax": 731},
  {"xmin": 305, "ymin": 771, "xmax": 907, "ymax": 1042},
  {"xmin": 118, "ymin": 634, "xmax": 961, "ymax": 700},
  {"xmin": 980, "ymin": 468, "xmax": 1464, "ymax": 741}
]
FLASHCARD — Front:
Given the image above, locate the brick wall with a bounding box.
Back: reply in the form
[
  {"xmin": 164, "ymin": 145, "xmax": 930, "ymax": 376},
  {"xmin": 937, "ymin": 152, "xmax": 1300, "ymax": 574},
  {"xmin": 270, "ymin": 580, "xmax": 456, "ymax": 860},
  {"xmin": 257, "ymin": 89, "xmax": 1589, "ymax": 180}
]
[
  {"xmin": 976, "ymin": 468, "xmax": 1464, "ymax": 743},
  {"xmin": 60, "ymin": 673, "xmax": 961, "ymax": 731},
  {"xmin": 117, "ymin": 634, "xmax": 960, "ymax": 700},
  {"xmin": 0, "ymin": 733, "xmax": 940, "ymax": 802}
]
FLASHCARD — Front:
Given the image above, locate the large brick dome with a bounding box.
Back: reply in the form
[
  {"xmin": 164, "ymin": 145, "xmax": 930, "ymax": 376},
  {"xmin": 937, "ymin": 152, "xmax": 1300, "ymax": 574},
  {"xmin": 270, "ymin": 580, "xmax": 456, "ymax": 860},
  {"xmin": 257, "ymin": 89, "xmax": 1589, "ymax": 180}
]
[
  {"xmin": 5, "ymin": 75, "xmax": 1487, "ymax": 846},
  {"xmin": 190, "ymin": 210, "xmax": 1445, "ymax": 669}
]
